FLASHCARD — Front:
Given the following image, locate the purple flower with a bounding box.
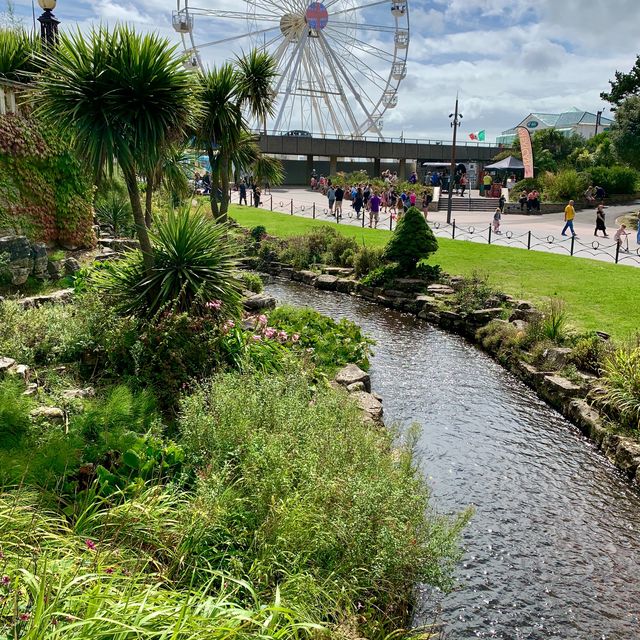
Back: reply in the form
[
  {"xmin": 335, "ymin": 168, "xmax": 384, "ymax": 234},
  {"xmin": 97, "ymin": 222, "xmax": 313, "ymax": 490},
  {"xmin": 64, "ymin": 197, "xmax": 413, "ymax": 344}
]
[
  {"xmin": 104, "ymin": 567, "xmax": 115, "ymax": 575},
  {"xmin": 225, "ymin": 320, "xmax": 235, "ymax": 329},
  {"xmin": 251, "ymin": 335, "xmax": 262, "ymax": 342},
  {"xmin": 85, "ymin": 539, "xmax": 96, "ymax": 551},
  {"xmin": 258, "ymin": 314, "xmax": 268, "ymax": 326},
  {"xmin": 1, "ymin": 575, "xmax": 9, "ymax": 586},
  {"xmin": 292, "ymin": 333, "xmax": 300, "ymax": 343},
  {"xmin": 277, "ymin": 331, "xmax": 288, "ymax": 342},
  {"xmin": 19, "ymin": 613, "xmax": 30, "ymax": 621},
  {"xmin": 206, "ymin": 300, "xmax": 222, "ymax": 310},
  {"xmin": 264, "ymin": 328, "xmax": 276, "ymax": 339}
]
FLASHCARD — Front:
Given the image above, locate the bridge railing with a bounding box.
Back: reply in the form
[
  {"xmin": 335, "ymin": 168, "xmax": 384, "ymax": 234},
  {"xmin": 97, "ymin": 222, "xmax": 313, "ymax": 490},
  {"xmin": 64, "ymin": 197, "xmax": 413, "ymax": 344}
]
[{"xmin": 228, "ymin": 190, "xmax": 640, "ymax": 267}]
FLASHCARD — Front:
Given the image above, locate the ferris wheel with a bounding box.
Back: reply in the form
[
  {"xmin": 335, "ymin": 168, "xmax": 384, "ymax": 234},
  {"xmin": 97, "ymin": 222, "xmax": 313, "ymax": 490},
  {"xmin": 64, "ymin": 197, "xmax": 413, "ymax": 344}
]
[{"xmin": 173, "ymin": 0, "xmax": 410, "ymax": 137}]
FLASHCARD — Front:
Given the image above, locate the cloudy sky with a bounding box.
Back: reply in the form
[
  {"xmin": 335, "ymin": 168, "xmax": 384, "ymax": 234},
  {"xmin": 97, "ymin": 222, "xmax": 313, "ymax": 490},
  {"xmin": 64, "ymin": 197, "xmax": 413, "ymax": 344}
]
[{"xmin": 5, "ymin": 0, "xmax": 639, "ymax": 141}]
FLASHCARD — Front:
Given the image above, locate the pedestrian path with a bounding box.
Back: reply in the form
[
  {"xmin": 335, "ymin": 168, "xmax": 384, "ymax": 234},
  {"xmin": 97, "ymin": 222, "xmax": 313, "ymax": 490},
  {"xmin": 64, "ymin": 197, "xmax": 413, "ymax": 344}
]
[{"xmin": 232, "ymin": 187, "xmax": 640, "ymax": 268}]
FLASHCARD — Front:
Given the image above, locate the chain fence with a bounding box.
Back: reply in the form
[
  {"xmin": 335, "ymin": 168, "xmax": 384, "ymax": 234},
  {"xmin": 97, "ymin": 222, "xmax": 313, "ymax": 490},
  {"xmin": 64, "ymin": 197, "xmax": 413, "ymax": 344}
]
[{"xmin": 231, "ymin": 190, "xmax": 640, "ymax": 267}]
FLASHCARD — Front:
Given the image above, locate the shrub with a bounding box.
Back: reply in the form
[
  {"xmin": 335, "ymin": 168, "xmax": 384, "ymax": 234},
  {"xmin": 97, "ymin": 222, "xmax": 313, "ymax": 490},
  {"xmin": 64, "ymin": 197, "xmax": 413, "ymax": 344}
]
[
  {"xmin": 95, "ymin": 191, "xmax": 135, "ymax": 238},
  {"xmin": 453, "ymin": 272, "xmax": 497, "ymax": 313},
  {"xmin": 414, "ymin": 260, "xmax": 442, "ymax": 282},
  {"xmin": 267, "ymin": 305, "xmax": 374, "ymax": 375},
  {"xmin": 0, "ymin": 378, "xmax": 34, "ymax": 446},
  {"xmin": 360, "ymin": 263, "xmax": 400, "ymax": 288},
  {"xmin": 541, "ymin": 169, "xmax": 588, "ymax": 201},
  {"xmin": 327, "ymin": 233, "xmax": 358, "ymax": 266},
  {"xmin": 511, "ymin": 177, "xmax": 543, "ymax": 194},
  {"xmin": 178, "ymin": 370, "xmax": 467, "ymax": 633},
  {"xmin": 353, "ymin": 244, "xmax": 384, "ymax": 277},
  {"xmin": 94, "ymin": 209, "xmax": 242, "ymax": 318},
  {"xmin": 601, "ymin": 345, "xmax": 640, "ymax": 431},
  {"xmin": 476, "ymin": 320, "xmax": 521, "ymax": 363},
  {"xmin": 383, "ymin": 206, "xmax": 438, "ymax": 273},
  {"xmin": 584, "ymin": 165, "xmax": 639, "ymax": 195},
  {"xmin": 239, "ymin": 271, "xmax": 264, "ymax": 293},
  {"xmin": 569, "ymin": 334, "xmax": 612, "ymax": 374},
  {"xmin": 250, "ymin": 225, "xmax": 267, "ymax": 242}
]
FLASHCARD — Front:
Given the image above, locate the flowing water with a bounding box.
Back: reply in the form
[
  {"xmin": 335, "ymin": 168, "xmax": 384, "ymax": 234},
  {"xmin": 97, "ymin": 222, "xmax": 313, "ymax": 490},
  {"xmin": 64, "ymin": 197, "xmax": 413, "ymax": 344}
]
[{"xmin": 266, "ymin": 281, "xmax": 640, "ymax": 640}]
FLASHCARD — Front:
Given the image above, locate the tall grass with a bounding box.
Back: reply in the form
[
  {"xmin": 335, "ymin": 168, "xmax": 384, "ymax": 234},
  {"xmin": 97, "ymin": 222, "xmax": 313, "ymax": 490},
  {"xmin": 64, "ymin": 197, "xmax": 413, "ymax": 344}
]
[{"xmin": 601, "ymin": 344, "xmax": 640, "ymax": 431}]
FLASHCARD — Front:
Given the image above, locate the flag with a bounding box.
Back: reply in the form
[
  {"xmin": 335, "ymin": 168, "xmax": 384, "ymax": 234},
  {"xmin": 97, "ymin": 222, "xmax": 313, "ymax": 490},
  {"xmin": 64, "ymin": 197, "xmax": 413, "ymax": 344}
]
[
  {"xmin": 516, "ymin": 127, "xmax": 534, "ymax": 179},
  {"xmin": 469, "ymin": 130, "xmax": 485, "ymax": 141}
]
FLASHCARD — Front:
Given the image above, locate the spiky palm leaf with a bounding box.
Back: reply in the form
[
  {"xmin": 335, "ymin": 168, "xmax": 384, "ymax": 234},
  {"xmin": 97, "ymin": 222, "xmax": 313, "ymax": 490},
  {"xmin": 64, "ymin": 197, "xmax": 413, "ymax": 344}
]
[
  {"xmin": 235, "ymin": 49, "xmax": 278, "ymax": 125},
  {"xmin": 252, "ymin": 155, "xmax": 284, "ymax": 187},
  {"xmin": 0, "ymin": 28, "xmax": 41, "ymax": 83}
]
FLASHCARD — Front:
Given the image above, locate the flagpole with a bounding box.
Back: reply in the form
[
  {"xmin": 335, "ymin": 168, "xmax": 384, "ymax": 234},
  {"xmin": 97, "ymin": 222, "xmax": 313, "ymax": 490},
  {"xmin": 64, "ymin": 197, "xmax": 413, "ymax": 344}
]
[{"xmin": 446, "ymin": 95, "xmax": 463, "ymax": 225}]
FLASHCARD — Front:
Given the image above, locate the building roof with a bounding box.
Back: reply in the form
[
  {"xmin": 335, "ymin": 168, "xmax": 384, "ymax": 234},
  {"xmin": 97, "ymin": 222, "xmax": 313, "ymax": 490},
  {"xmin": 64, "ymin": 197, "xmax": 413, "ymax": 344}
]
[{"xmin": 504, "ymin": 109, "xmax": 613, "ymax": 136}]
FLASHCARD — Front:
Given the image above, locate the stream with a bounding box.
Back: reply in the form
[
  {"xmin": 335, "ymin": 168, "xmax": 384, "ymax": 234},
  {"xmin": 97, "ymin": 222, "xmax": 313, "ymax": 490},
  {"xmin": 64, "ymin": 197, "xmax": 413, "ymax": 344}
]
[{"xmin": 265, "ymin": 280, "xmax": 640, "ymax": 640}]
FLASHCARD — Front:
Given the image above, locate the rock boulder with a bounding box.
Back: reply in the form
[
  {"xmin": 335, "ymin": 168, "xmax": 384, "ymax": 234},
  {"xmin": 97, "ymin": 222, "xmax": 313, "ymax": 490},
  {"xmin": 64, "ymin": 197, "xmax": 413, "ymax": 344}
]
[{"xmin": 335, "ymin": 364, "xmax": 371, "ymax": 393}]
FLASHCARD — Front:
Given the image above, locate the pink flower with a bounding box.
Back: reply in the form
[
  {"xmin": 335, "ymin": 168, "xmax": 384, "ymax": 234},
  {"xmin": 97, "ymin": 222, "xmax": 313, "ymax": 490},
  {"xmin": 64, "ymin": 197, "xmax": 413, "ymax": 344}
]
[
  {"xmin": 258, "ymin": 314, "xmax": 268, "ymax": 326},
  {"xmin": 85, "ymin": 539, "xmax": 96, "ymax": 551},
  {"xmin": 206, "ymin": 300, "xmax": 222, "ymax": 310},
  {"xmin": 1, "ymin": 575, "xmax": 9, "ymax": 586},
  {"xmin": 277, "ymin": 331, "xmax": 288, "ymax": 342},
  {"xmin": 292, "ymin": 333, "xmax": 300, "ymax": 343},
  {"xmin": 19, "ymin": 613, "xmax": 30, "ymax": 621},
  {"xmin": 264, "ymin": 327, "xmax": 276, "ymax": 339},
  {"xmin": 104, "ymin": 567, "xmax": 115, "ymax": 574},
  {"xmin": 251, "ymin": 335, "xmax": 262, "ymax": 342},
  {"xmin": 225, "ymin": 320, "xmax": 235, "ymax": 329}
]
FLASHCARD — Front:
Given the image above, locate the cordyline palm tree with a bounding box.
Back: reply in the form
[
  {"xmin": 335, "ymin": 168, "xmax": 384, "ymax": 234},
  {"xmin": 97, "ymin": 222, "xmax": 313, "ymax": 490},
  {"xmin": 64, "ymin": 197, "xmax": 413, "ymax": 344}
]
[
  {"xmin": 0, "ymin": 28, "xmax": 41, "ymax": 83},
  {"xmin": 33, "ymin": 26, "xmax": 197, "ymax": 271},
  {"xmin": 195, "ymin": 50, "xmax": 277, "ymax": 222}
]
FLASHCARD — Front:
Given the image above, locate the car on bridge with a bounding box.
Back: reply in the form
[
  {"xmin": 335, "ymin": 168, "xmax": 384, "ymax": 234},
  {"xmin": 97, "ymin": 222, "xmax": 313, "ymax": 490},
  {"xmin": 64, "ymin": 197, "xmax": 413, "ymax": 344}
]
[{"xmin": 282, "ymin": 130, "xmax": 312, "ymax": 137}]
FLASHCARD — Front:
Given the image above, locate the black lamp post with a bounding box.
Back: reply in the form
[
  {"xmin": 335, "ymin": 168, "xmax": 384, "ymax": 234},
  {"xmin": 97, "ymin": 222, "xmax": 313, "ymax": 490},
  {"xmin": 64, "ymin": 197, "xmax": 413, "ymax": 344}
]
[
  {"xmin": 446, "ymin": 96, "xmax": 463, "ymax": 225},
  {"xmin": 37, "ymin": 0, "xmax": 60, "ymax": 48},
  {"xmin": 594, "ymin": 109, "xmax": 605, "ymax": 136}
]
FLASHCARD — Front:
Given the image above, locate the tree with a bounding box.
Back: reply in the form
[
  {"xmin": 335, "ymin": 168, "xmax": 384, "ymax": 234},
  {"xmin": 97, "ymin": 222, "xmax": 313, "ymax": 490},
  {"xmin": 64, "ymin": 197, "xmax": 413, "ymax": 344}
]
[
  {"xmin": 34, "ymin": 26, "xmax": 196, "ymax": 271},
  {"xmin": 383, "ymin": 206, "xmax": 438, "ymax": 273},
  {"xmin": 610, "ymin": 96, "xmax": 640, "ymax": 171},
  {"xmin": 0, "ymin": 28, "xmax": 40, "ymax": 83},
  {"xmin": 195, "ymin": 51, "xmax": 277, "ymax": 222},
  {"xmin": 601, "ymin": 55, "xmax": 640, "ymax": 107}
]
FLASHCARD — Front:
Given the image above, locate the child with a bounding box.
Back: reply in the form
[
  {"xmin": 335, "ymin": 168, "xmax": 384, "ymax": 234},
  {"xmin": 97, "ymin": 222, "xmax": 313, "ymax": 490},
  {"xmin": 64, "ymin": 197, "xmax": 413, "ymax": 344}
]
[
  {"xmin": 493, "ymin": 208, "xmax": 502, "ymax": 234},
  {"xmin": 614, "ymin": 224, "xmax": 630, "ymax": 252}
]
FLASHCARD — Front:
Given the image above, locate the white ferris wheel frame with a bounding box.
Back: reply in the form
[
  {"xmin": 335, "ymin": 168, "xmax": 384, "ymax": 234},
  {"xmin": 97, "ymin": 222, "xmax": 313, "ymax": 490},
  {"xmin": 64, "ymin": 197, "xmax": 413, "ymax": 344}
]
[{"xmin": 173, "ymin": 0, "xmax": 410, "ymax": 138}]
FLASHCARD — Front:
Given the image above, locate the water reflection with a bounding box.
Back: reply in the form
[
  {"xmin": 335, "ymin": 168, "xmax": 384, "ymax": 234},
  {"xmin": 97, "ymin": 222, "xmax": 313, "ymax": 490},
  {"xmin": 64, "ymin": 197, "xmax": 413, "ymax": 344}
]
[{"xmin": 266, "ymin": 281, "xmax": 640, "ymax": 639}]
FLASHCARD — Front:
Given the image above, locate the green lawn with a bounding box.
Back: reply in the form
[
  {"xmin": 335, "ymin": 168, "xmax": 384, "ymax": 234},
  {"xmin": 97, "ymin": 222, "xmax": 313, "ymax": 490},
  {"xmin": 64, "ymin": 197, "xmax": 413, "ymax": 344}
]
[{"xmin": 230, "ymin": 205, "xmax": 640, "ymax": 339}]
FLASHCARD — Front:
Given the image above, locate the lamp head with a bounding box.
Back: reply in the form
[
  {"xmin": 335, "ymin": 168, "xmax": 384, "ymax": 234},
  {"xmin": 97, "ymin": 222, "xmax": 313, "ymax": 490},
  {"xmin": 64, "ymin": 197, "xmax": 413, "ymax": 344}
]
[{"xmin": 38, "ymin": 0, "xmax": 56, "ymax": 10}]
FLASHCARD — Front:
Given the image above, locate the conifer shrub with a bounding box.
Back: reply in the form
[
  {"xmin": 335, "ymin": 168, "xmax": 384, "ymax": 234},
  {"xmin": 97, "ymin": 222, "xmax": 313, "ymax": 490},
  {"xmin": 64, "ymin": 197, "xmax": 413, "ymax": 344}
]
[{"xmin": 382, "ymin": 206, "xmax": 438, "ymax": 273}]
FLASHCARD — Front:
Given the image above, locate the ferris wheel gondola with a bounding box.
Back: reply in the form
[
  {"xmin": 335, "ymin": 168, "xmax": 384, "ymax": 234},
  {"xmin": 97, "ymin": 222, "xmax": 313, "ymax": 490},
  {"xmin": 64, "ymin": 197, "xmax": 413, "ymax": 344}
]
[{"xmin": 173, "ymin": 0, "xmax": 410, "ymax": 137}]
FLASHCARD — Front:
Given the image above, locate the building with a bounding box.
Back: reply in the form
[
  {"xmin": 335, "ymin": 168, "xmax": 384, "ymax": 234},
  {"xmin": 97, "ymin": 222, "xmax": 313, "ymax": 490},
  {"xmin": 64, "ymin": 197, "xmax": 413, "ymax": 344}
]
[{"xmin": 497, "ymin": 108, "xmax": 613, "ymax": 144}]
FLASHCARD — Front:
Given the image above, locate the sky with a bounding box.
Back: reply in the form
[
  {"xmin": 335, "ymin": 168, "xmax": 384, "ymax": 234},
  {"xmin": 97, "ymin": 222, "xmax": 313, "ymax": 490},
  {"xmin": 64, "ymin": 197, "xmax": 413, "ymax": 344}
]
[{"xmin": 4, "ymin": 0, "xmax": 640, "ymax": 141}]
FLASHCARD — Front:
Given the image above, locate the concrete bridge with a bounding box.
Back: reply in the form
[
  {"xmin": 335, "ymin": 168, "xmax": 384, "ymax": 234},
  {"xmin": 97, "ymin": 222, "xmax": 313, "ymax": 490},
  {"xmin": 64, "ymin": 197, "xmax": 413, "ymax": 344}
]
[{"xmin": 256, "ymin": 131, "xmax": 506, "ymax": 182}]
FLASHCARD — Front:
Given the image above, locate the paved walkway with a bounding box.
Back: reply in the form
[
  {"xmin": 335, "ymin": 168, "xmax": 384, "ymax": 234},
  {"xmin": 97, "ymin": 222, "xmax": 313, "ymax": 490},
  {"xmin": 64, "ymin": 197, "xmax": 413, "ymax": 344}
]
[{"xmin": 233, "ymin": 187, "xmax": 640, "ymax": 267}]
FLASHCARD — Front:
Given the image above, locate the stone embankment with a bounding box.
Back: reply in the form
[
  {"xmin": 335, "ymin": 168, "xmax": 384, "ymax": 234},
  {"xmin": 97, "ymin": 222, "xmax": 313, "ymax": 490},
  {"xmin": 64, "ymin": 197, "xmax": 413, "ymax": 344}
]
[{"xmin": 249, "ymin": 257, "xmax": 640, "ymax": 487}]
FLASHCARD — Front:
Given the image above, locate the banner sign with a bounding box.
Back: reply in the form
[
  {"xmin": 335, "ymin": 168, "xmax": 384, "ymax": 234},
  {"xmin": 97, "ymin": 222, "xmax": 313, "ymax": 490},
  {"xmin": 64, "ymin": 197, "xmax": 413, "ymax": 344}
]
[{"xmin": 517, "ymin": 126, "xmax": 534, "ymax": 179}]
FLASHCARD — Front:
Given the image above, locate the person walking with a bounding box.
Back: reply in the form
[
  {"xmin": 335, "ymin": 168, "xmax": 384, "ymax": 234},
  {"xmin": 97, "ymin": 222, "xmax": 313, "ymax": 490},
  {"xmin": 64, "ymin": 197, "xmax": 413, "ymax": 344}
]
[
  {"xmin": 369, "ymin": 191, "xmax": 381, "ymax": 228},
  {"xmin": 594, "ymin": 204, "xmax": 608, "ymax": 237},
  {"xmin": 492, "ymin": 208, "xmax": 502, "ymax": 234},
  {"xmin": 498, "ymin": 193, "xmax": 506, "ymax": 212},
  {"xmin": 239, "ymin": 180, "xmax": 247, "ymax": 205},
  {"xmin": 334, "ymin": 185, "xmax": 344, "ymax": 219},
  {"xmin": 421, "ymin": 190, "xmax": 430, "ymax": 219},
  {"xmin": 353, "ymin": 187, "xmax": 364, "ymax": 219},
  {"xmin": 561, "ymin": 200, "xmax": 577, "ymax": 237},
  {"xmin": 253, "ymin": 184, "xmax": 261, "ymax": 208},
  {"xmin": 327, "ymin": 185, "xmax": 336, "ymax": 216},
  {"xmin": 483, "ymin": 172, "xmax": 493, "ymax": 197},
  {"xmin": 459, "ymin": 173, "xmax": 468, "ymax": 197},
  {"xmin": 614, "ymin": 224, "xmax": 630, "ymax": 252}
]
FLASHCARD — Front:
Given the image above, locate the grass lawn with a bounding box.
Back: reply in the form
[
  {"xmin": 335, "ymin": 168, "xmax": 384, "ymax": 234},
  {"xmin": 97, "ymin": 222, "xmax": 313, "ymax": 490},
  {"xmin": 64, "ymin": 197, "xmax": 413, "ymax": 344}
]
[{"xmin": 230, "ymin": 205, "xmax": 640, "ymax": 340}]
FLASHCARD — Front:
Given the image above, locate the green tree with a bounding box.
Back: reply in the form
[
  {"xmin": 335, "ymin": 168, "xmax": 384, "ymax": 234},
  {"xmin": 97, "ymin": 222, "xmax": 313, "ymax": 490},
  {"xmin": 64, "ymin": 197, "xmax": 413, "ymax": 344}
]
[
  {"xmin": 0, "ymin": 27, "xmax": 40, "ymax": 82},
  {"xmin": 33, "ymin": 26, "xmax": 196, "ymax": 270},
  {"xmin": 601, "ymin": 55, "xmax": 640, "ymax": 106},
  {"xmin": 195, "ymin": 51, "xmax": 277, "ymax": 222},
  {"xmin": 610, "ymin": 96, "xmax": 640, "ymax": 171},
  {"xmin": 383, "ymin": 206, "xmax": 438, "ymax": 273}
]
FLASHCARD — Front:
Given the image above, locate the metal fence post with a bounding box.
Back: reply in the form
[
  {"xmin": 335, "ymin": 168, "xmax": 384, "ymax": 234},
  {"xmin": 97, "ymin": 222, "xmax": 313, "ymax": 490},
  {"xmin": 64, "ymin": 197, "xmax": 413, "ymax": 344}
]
[
  {"xmin": 312, "ymin": 202, "xmax": 316, "ymax": 219},
  {"xmin": 452, "ymin": 219, "xmax": 456, "ymax": 239},
  {"xmin": 570, "ymin": 234, "xmax": 575, "ymax": 256},
  {"xmin": 527, "ymin": 231, "xmax": 532, "ymax": 250},
  {"xmin": 361, "ymin": 212, "xmax": 365, "ymax": 228},
  {"xmin": 615, "ymin": 241, "xmax": 620, "ymax": 264},
  {"xmin": 488, "ymin": 225, "xmax": 492, "ymax": 245},
  {"xmin": 389, "ymin": 214, "xmax": 393, "ymax": 231},
  {"xmin": 290, "ymin": 198, "xmax": 293, "ymax": 215},
  {"xmin": 270, "ymin": 195, "xmax": 273, "ymax": 211},
  {"xmin": 336, "ymin": 209, "xmax": 340, "ymax": 225}
]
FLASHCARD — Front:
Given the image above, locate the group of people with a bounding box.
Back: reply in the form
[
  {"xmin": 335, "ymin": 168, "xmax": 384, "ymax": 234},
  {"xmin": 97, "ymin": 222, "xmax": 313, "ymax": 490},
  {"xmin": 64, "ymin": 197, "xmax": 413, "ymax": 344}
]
[
  {"xmin": 517, "ymin": 189, "xmax": 542, "ymax": 212},
  {"xmin": 426, "ymin": 170, "xmax": 469, "ymax": 197},
  {"xmin": 562, "ymin": 200, "xmax": 635, "ymax": 251},
  {"xmin": 236, "ymin": 179, "xmax": 263, "ymax": 208},
  {"xmin": 324, "ymin": 182, "xmax": 432, "ymax": 228}
]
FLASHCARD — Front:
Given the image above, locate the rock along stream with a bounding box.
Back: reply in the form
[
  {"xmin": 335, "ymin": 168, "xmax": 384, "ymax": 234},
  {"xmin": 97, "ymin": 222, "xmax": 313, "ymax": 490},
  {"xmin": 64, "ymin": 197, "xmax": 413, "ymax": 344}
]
[{"xmin": 266, "ymin": 280, "xmax": 640, "ymax": 640}]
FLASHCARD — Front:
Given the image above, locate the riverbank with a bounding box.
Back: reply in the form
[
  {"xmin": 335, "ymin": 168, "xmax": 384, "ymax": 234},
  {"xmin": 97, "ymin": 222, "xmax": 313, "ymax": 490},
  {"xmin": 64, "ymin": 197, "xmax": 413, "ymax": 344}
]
[
  {"xmin": 249, "ymin": 257, "xmax": 640, "ymax": 488},
  {"xmin": 229, "ymin": 205, "xmax": 640, "ymax": 339}
]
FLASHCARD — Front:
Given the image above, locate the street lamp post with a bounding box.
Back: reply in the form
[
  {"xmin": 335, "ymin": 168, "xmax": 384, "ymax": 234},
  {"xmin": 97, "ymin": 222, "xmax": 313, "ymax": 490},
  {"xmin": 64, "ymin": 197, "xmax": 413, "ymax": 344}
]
[
  {"xmin": 594, "ymin": 109, "xmax": 605, "ymax": 136},
  {"xmin": 446, "ymin": 96, "xmax": 463, "ymax": 225},
  {"xmin": 37, "ymin": 0, "xmax": 59, "ymax": 48}
]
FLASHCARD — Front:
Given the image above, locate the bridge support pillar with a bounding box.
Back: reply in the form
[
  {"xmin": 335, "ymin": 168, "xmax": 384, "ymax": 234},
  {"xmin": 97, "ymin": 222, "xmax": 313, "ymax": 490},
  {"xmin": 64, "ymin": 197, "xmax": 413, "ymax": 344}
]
[
  {"xmin": 306, "ymin": 154, "xmax": 314, "ymax": 179},
  {"xmin": 329, "ymin": 155, "xmax": 338, "ymax": 176},
  {"xmin": 398, "ymin": 158, "xmax": 407, "ymax": 180},
  {"xmin": 373, "ymin": 157, "xmax": 380, "ymax": 177}
]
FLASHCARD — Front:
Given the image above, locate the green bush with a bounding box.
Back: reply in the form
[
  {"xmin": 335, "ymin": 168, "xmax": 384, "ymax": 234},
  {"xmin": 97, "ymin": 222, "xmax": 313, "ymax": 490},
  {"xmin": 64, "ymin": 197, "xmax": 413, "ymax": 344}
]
[
  {"xmin": 95, "ymin": 191, "xmax": 135, "ymax": 238},
  {"xmin": 414, "ymin": 260, "xmax": 442, "ymax": 282},
  {"xmin": 267, "ymin": 305, "xmax": 374, "ymax": 375},
  {"xmin": 178, "ymin": 370, "xmax": 467, "ymax": 634},
  {"xmin": 94, "ymin": 209, "xmax": 242, "ymax": 318},
  {"xmin": 584, "ymin": 165, "xmax": 639, "ymax": 195},
  {"xmin": 601, "ymin": 345, "xmax": 640, "ymax": 431},
  {"xmin": 327, "ymin": 233, "xmax": 358, "ymax": 266},
  {"xmin": 360, "ymin": 263, "xmax": 400, "ymax": 288},
  {"xmin": 249, "ymin": 225, "xmax": 267, "ymax": 242},
  {"xmin": 511, "ymin": 177, "xmax": 543, "ymax": 194},
  {"xmin": 476, "ymin": 320, "xmax": 521, "ymax": 363},
  {"xmin": 239, "ymin": 271, "xmax": 264, "ymax": 293},
  {"xmin": 353, "ymin": 244, "xmax": 384, "ymax": 277},
  {"xmin": 0, "ymin": 378, "xmax": 34, "ymax": 446},
  {"xmin": 569, "ymin": 334, "xmax": 612, "ymax": 374},
  {"xmin": 541, "ymin": 169, "xmax": 588, "ymax": 201},
  {"xmin": 453, "ymin": 272, "xmax": 498, "ymax": 313},
  {"xmin": 383, "ymin": 206, "xmax": 438, "ymax": 273}
]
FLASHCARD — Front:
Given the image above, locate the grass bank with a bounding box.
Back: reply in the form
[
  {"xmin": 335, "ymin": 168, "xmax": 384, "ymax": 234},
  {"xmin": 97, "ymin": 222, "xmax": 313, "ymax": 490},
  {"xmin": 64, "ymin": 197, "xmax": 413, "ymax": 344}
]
[{"xmin": 230, "ymin": 205, "xmax": 640, "ymax": 339}]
